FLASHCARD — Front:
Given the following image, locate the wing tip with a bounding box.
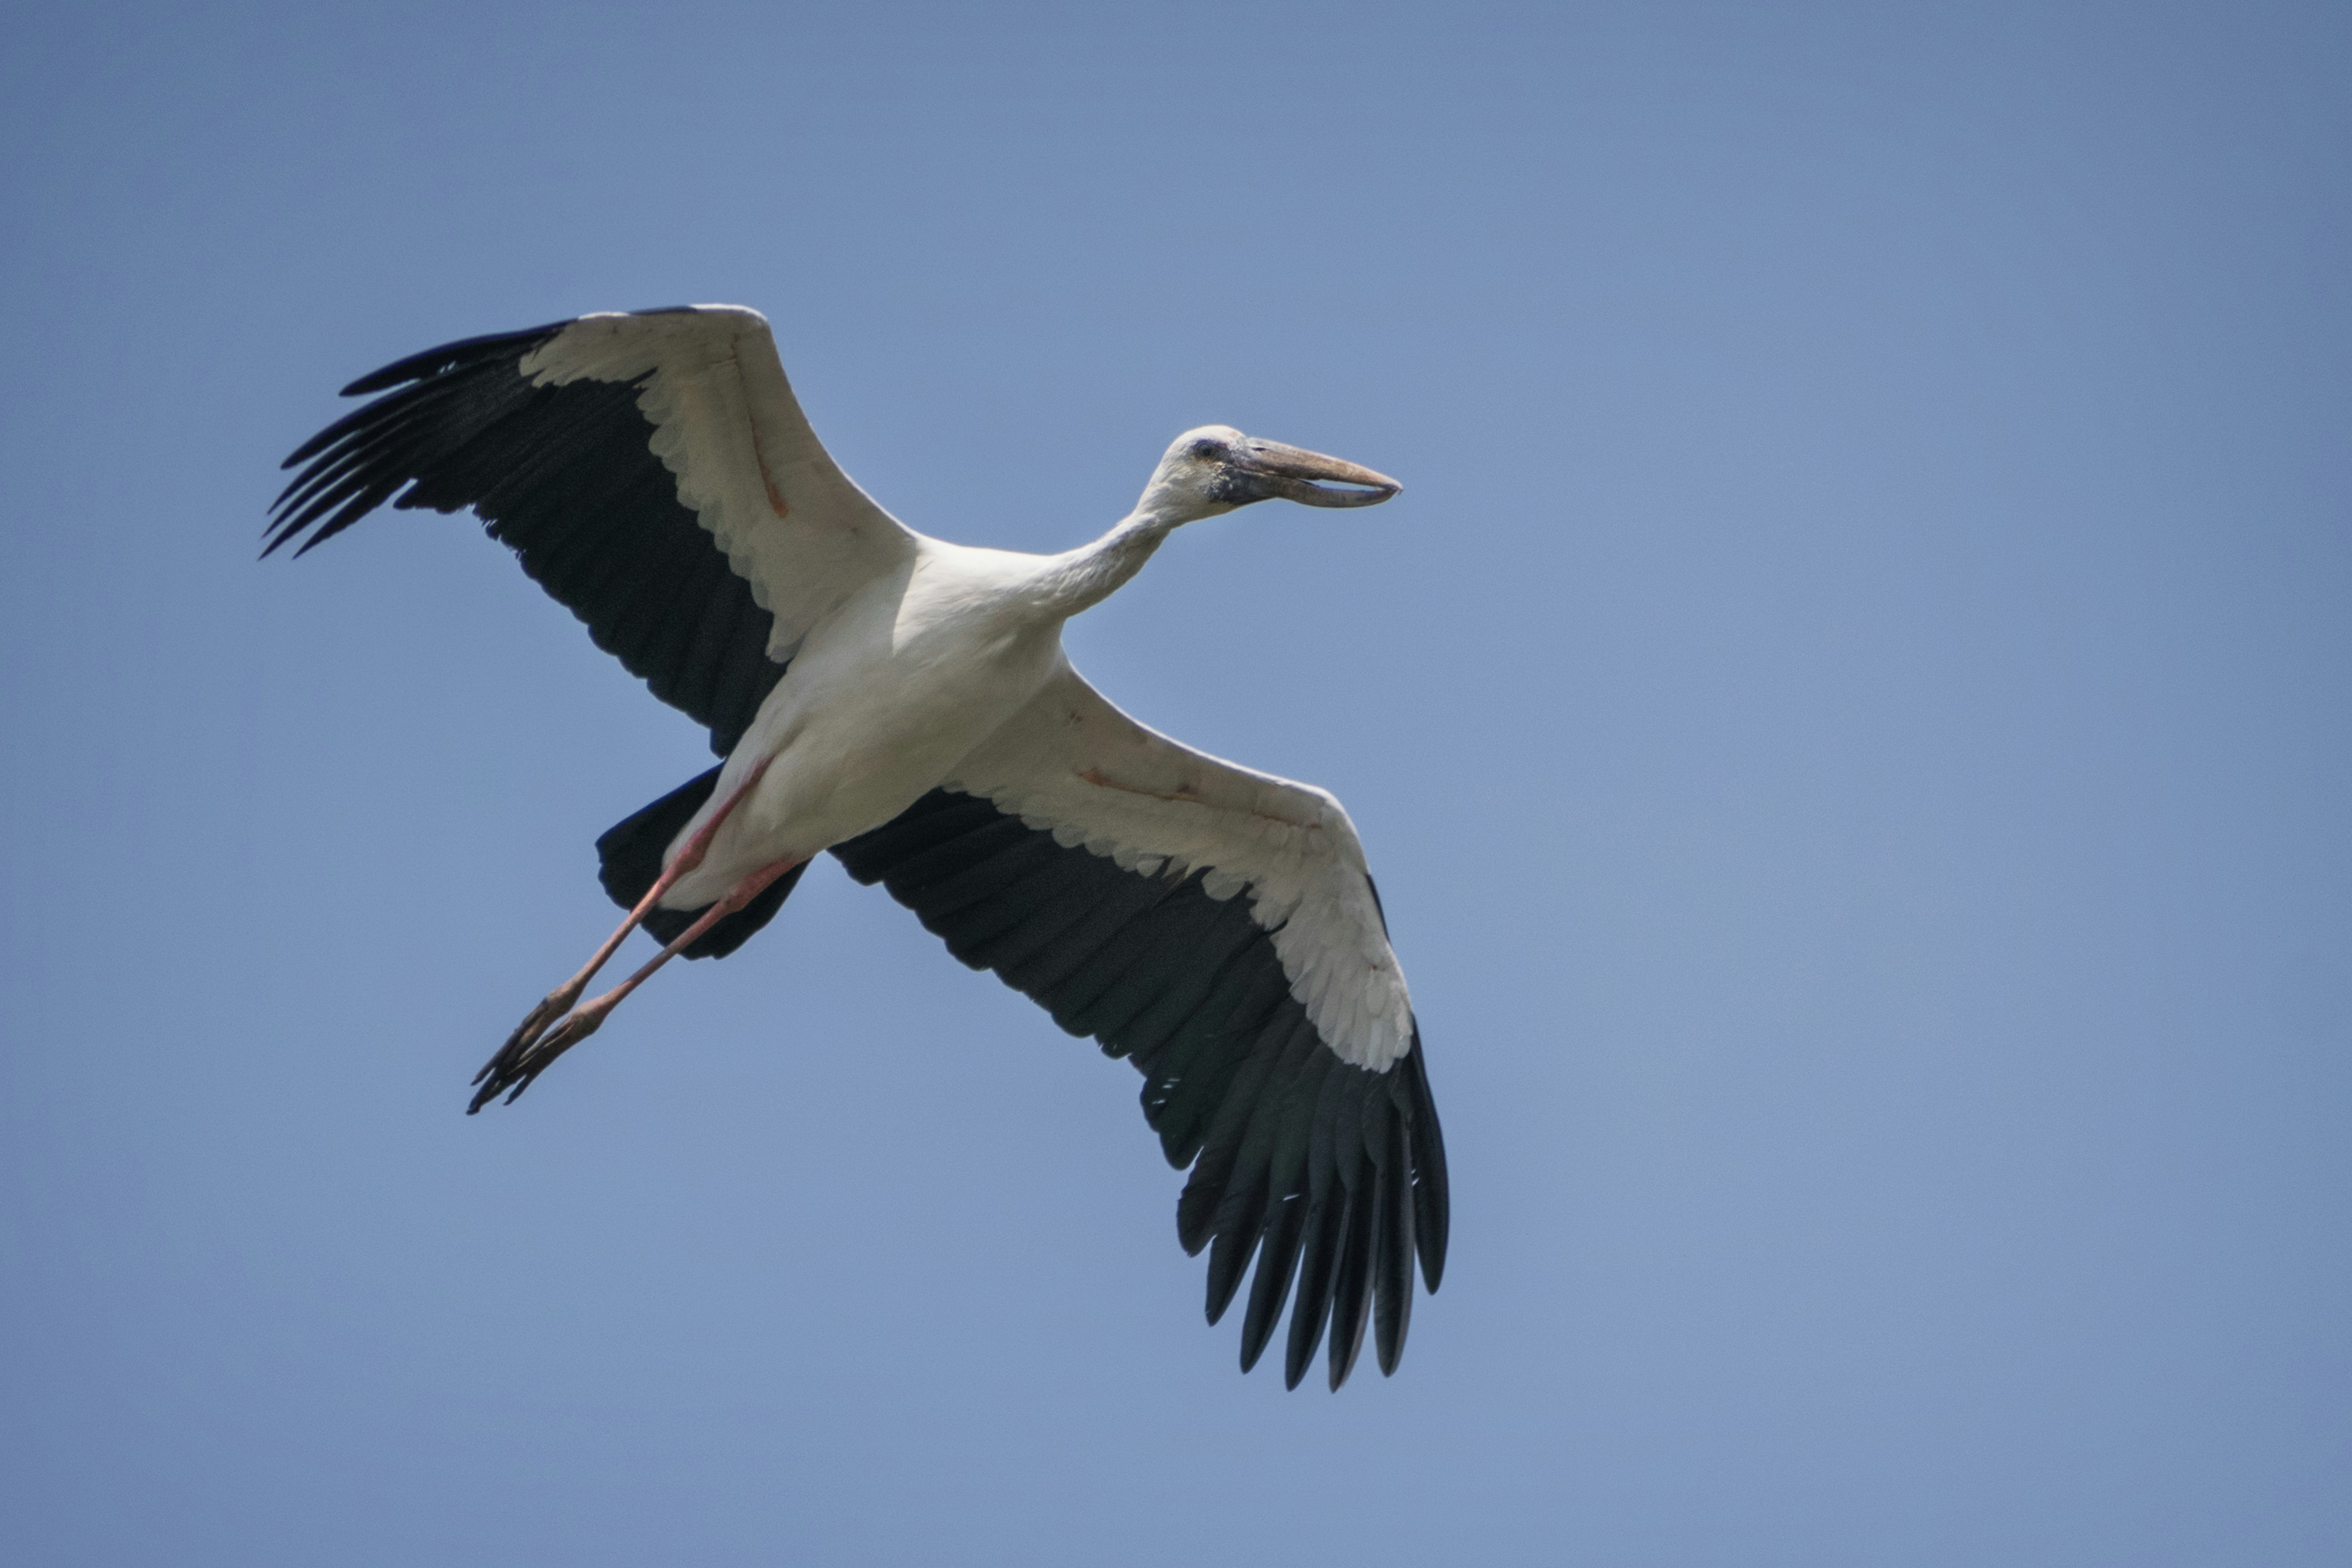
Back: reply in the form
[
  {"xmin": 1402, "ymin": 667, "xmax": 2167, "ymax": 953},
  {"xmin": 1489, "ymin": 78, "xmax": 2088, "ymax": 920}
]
[
  {"xmin": 1401, "ymin": 1038, "xmax": 1450, "ymax": 1295},
  {"xmin": 335, "ymin": 318, "xmax": 570, "ymax": 396}
]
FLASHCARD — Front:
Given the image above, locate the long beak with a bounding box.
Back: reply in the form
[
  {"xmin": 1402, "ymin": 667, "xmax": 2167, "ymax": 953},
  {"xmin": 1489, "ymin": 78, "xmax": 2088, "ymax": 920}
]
[{"xmin": 1234, "ymin": 439, "xmax": 1402, "ymax": 508}]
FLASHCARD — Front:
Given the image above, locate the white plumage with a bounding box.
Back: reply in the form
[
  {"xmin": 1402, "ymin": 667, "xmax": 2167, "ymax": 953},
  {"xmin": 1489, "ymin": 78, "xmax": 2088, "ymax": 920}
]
[{"xmin": 270, "ymin": 304, "xmax": 1447, "ymax": 1390}]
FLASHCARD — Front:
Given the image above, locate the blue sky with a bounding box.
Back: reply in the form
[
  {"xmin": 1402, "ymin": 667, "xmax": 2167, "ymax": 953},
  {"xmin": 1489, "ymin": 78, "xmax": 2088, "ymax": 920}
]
[{"xmin": 3, "ymin": 3, "xmax": 2347, "ymax": 1563}]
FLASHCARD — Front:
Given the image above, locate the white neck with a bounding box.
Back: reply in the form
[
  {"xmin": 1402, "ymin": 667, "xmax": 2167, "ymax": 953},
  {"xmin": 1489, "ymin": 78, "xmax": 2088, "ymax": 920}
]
[{"xmin": 1027, "ymin": 506, "xmax": 1185, "ymax": 620}]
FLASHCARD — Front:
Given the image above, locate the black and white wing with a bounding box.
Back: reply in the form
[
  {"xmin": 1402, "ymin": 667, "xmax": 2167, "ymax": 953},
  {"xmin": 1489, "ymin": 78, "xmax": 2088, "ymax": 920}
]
[
  {"xmin": 268, "ymin": 306, "xmax": 916, "ymax": 754},
  {"xmin": 833, "ymin": 664, "xmax": 1449, "ymax": 1390}
]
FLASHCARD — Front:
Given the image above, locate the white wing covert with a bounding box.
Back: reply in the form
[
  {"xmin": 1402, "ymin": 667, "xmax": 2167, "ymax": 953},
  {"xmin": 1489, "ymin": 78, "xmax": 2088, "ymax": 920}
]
[{"xmin": 951, "ymin": 665, "xmax": 1414, "ymax": 1072}]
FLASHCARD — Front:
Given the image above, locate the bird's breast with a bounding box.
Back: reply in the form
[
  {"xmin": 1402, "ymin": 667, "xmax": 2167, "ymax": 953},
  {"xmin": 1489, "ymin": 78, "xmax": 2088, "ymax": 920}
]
[{"xmin": 663, "ymin": 598, "xmax": 1061, "ymax": 905}]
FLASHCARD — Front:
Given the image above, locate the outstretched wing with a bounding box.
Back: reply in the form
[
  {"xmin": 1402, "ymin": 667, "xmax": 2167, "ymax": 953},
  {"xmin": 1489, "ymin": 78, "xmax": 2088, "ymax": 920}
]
[
  {"xmin": 268, "ymin": 305, "xmax": 917, "ymax": 754},
  {"xmin": 832, "ymin": 664, "xmax": 1448, "ymax": 1390}
]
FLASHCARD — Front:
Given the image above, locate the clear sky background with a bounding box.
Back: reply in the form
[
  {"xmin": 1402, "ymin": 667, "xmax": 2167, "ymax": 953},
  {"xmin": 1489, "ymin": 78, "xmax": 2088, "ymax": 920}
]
[{"xmin": 3, "ymin": 3, "xmax": 2347, "ymax": 1563}]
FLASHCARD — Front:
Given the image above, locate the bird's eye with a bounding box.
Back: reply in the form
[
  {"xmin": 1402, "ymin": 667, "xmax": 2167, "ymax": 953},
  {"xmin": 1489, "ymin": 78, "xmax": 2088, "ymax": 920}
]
[{"xmin": 1190, "ymin": 439, "xmax": 1225, "ymax": 460}]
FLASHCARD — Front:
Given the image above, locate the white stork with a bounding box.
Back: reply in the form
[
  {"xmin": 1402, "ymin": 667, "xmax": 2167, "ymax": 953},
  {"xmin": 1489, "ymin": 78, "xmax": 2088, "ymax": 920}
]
[{"xmin": 268, "ymin": 305, "xmax": 1447, "ymax": 1390}]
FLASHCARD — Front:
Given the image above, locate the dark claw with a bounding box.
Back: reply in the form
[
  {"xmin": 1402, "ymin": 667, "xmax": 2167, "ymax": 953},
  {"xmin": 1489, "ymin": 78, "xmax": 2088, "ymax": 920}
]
[{"xmin": 468, "ymin": 985, "xmax": 590, "ymax": 1112}]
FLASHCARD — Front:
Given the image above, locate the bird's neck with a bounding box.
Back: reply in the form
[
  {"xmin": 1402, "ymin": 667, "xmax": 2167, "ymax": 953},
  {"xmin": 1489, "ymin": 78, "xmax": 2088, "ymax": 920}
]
[{"xmin": 1030, "ymin": 510, "xmax": 1179, "ymax": 619}]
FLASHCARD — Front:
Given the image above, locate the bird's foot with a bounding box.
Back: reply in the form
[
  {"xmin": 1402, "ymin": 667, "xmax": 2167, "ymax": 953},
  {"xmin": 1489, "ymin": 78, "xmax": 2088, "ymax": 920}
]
[
  {"xmin": 463, "ymin": 854, "xmax": 799, "ymax": 1114},
  {"xmin": 475, "ymin": 980, "xmax": 581, "ymax": 1080},
  {"xmin": 469, "ymin": 981, "xmax": 603, "ymax": 1112}
]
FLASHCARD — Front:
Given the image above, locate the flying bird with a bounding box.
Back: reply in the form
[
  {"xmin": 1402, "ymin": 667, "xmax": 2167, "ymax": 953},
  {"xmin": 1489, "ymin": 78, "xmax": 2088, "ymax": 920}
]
[{"xmin": 268, "ymin": 305, "xmax": 1446, "ymax": 1391}]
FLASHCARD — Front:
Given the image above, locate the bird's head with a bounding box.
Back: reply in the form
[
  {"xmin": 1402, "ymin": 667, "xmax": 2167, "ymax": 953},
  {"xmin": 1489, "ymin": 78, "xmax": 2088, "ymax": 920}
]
[{"xmin": 1135, "ymin": 425, "xmax": 1400, "ymax": 526}]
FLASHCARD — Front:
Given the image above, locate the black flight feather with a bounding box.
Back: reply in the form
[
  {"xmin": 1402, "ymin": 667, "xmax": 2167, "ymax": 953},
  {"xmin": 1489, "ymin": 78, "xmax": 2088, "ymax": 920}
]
[
  {"xmin": 834, "ymin": 787, "xmax": 1450, "ymax": 1390},
  {"xmin": 270, "ymin": 316, "xmax": 787, "ymax": 757}
]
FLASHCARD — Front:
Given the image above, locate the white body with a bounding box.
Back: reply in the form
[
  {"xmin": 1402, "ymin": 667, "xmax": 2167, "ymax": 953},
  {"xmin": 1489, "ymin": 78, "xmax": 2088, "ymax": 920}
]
[
  {"xmin": 524, "ymin": 306, "xmax": 1414, "ymax": 1071},
  {"xmin": 670, "ymin": 541, "xmax": 1065, "ymax": 899}
]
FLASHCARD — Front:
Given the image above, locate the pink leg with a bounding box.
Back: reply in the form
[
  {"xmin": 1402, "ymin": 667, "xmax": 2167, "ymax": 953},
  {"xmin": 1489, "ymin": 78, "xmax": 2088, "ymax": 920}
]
[
  {"xmin": 468, "ymin": 854, "xmax": 805, "ymax": 1112},
  {"xmin": 474, "ymin": 759, "xmax": 772, "ymax": 1100}
]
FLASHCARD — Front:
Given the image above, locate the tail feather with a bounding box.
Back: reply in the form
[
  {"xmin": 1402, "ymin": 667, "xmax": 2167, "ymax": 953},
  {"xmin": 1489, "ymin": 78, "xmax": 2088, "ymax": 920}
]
[{"xmin": 595, "ymin": 767, "xmax": 804, "ymax": 959}]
